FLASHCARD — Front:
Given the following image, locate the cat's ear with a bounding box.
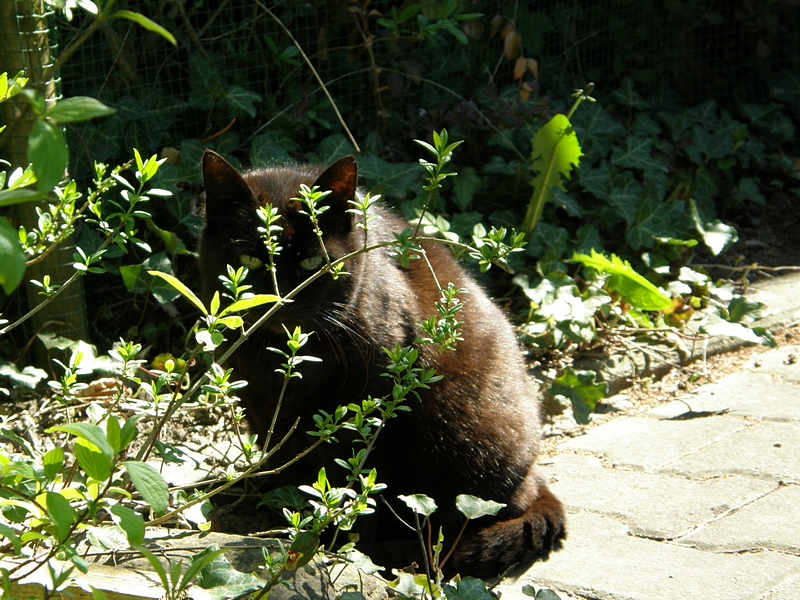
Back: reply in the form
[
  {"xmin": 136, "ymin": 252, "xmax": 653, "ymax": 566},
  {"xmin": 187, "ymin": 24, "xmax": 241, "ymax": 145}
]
[
  {"xmin": 312, "ymin": 156, "xmax": 358, "ymax": 233},
  {"xmin": 202, "ymin": 150, "xmax": 255, "ymax": 219}
]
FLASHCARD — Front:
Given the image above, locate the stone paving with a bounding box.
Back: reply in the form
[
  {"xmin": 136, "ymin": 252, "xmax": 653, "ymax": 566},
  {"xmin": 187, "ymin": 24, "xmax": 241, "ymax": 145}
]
[{"xmin": 496, "ymin": 342, "xmax": 800, "ymax": 600}]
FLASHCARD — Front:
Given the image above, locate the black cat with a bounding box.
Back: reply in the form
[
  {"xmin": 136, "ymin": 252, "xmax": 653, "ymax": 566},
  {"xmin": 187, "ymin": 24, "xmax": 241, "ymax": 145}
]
[{"xmin": 198, "ymin": 150, "xmax": 565, "ymax": 577}]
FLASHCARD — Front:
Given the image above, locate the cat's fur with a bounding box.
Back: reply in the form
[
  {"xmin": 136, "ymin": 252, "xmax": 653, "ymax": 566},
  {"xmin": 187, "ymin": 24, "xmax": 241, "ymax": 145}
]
[{"xmin": 198, "ymin": 150, "xmax": 565, "ymax": 577}]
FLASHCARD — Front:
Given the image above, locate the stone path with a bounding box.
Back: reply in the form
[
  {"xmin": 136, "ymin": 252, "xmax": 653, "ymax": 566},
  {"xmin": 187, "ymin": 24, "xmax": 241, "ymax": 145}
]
[{"xmin": 497, "ymin": 343, "xmax": 800, "ymax": 600}]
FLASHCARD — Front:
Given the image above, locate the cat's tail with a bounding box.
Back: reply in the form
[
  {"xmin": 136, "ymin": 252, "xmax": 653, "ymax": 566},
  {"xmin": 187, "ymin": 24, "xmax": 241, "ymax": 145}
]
[{"xmin": 447, "ymin": 484, "xmax": 566, "ymax": 579}]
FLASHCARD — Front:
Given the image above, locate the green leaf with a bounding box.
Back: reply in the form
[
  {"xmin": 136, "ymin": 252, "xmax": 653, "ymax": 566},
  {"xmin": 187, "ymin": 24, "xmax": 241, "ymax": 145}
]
[
  {"xmin": 225, "ymin": 86, "xmax": 262, "ymax": 118},
  {"xmin": 611, "ymin": 136, "xmax": 668, "ymax": 173},
  {"xmin": 700, "ymin": 314, "xmax": 764, "ymax": 345},
  {"xmin": 121, "ymin": 253, "xmax": 182, "ymax": 305},
  {"xmin": 611, "ymin": 77, "xmax": 649, "ymax": 109},
  {"xmin": 314, "ymin": 134, "xmax": 355, "ymax": 164},
  {"xmin": 733, "ymin": 178, "xmax": 765, "ymax": 206},
  {"xmin": 548, "ymin": 367, "xmax": 607, "ymax": 424},
  {"xmin": 455, "ymin": 495, "xmax": 506, "ymax": 520},
  {"xmin": 0, "ymin": 217, "xmax": 25, "ymax": 295},
  {"xmin": 47, "ymin": 423, "xmax": 114, "ymax": 458},
  {"xmin": 189, "ymin": 547, "xmax": 262, "ymax": 600},
  {"xmin": 256, "ymin": 486, "xmax": 308, "ymax": 510},
  {"xmin": 625, "ymin": 196, "xmax": 684, "ymax": 250},
  {"xmin": 28, "ymin": 120, "xmax": 68, "ymax": 192},
  {"xmin": 0, "ymin": 523, "xmax": 22, "ymax": 554},
  {"xmin": 219, "ymin": 294, "xmax": 281, "ymax": 316},
  {"xmin": 607, "ymin": 172, "xmax": 642, "ymax": 226},
  {"xmin": 688, "ymin": 199, "xmax": 738, "ymax": 256},
  {"xmin": 0, "ymin": 188, "xmax": 49, "ymax": 207},
  {"xmin": 572, "ymin": 103, "xmax": 626, "ymax": 163},
  {"xmin": 119, "ymin": 415, "xmax": 142, "ymax": 451},
  {"xmin": 358, "ymin": 155, "xmax": 422, "ymax": 199},
  {"xmin": 524, "ymin": 114, "xmax": 583, "ymax": 235},
  {"xmin": 46, "ymin": 97, "xmax": 116, "ymax": 123},
  {"xmin": 75, "ymin": 439, "xmax": 112, "ymax": 481},
  {"xmin": 452, "ymin": 166, "xmax": 480, "ymax": 210},
  {"xmin": 0, "ymin": 426, "xmax": 34, "ymax": 457},
  {"xmin": 45, "ymin": 491, "xmax": 76, "ymax": 542},
  {"xmin": 286, "ymin": 531, "xmax": 319, "ymax": 571},
  {"xmin": 111, "ymin": 10, "xmax": 177, "ymax": 45},
  {"xmin": 570, "ymin": 250, "xmax": 672, "ymax": 311},
  {"xmin": 121, "ymin": 461, "xmax": 170, "ymax": 515},
  {"xmin": 108, "ymin": 504, "xmax": 145, "ymax": 546},
  {"xmin": 443, "ymin": 577, "xmax": 496, "ymax": 600},
  {"xmin": 147, "ymin": 270, "xmax": 207, "ymax": 314},
  {"xmin": 398, "ymin": 494, "xmax": 438, "ymax": 517},
  {"xmin": 43, "ymin": 447, "xmax": 64, "ymax": 477}
]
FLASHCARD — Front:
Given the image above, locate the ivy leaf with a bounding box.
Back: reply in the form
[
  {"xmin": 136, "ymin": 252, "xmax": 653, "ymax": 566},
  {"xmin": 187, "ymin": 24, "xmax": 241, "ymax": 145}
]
[
  {"xmin": 120, "ymin": 252, "xmax": 182, "ymax": 305},
  {"xmin": 625, "ymin": 197, "xmax": 684, "ymax": 250},
  {"xmin": 659, "ymin": 110, "xmax": 693, "ymax": 142},
  {"xmin": 121, "ymin": 461, "xmax": 169, "ymax": 515},
  {"xmin": 452, "ymin": 166, "xmax": 480, "ymax": 210},
  {"xmin": 455, "ymin": 495, "xmax": 506, "ymax": 520},
  {"xmin": 225, "ymin": 86, "xmax": 262, "ymax": 118},
  {"xmin": 358, "ymin": 155, "xmax": 421, "ymax": 199},
  {"xmin": 398, "ymin": 494, "xmax": 438, "ymax": 517},
  {"xmin": 733, "ymin": 178, "xmax": 765, "ymax": 206},
  {"xmin": 548, "ymin": 367, "xmax": 608, "ymax": 424},
  {"xmin": 611, "ymin": 77, "xmax": 649, "ymax": 109},
  {"xmin": 314, "ymin": 134, "xmax": 355, "ymax": 164},
  {"xmin": 685, "ymin": 100, "xmax": 718, "ymax": 125},
  {"xmin": 189, "ymin": 547, "xmax": 263, "ymax": 600},
  {"xmin": 551, "ymin": 188, "xmax": 582, "ymax": 217},
  {"xmin": 572, "ymin": 103, "xmax": 626, "ymax": 163},
  {"xmin": 578, "ymin": 161, "xmax": 612, "ymax": 200},
  {"xmin": 688, "ymin": 199, "xmax": 738, "ymax": 256},
  {"xmin": 611, "ymin": 136, "xmax": 668, "ymax": 173},
  {"xmin": 607, "ymin": 172, "xmax": 642, "ymax": 226},
  {"xmin": 443, "ymin": 577, "xmax": 496, "ymax": 600},
  {"xmin": 571, "ymin": 249, "xmax": 672, "ymax": 311},
  {"xmin": 524, "ymin": 114, "xmax": 583, "ymax": 235},
  {"xmin": 256, "ymin": 486, "xmax": 308, "ymax": 510}
]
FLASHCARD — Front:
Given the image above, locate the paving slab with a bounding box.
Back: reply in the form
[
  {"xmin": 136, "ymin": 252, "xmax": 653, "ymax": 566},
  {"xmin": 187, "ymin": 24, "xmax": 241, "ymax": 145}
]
[
  {"xmin": 540, "ymin": 453, "xmax": 776, "ymax": 539},
  {"xmin": 647, "ymin": 371, "xmax": 800, "ymax": 422},
  {"xmin": 678, "ymin": 484, "xmax": 800, "ymax": 555},
  {"xmin": 743, "ymin": 345, "xmax": 800, "ymax": 384},
  {"xmin": 661, "ymin": 421, "xmax": 800, "ymax": 482},
  {"xmin": 499, "ymin": 512, "xmax": 800, "ymax": 600},
  {"xmin": 562, "ymin": 415, "xmax": 748, "ymax": 472},
  {"xmin": 759, "ymin": 574, "xmax": 800, "ymax": 600}
]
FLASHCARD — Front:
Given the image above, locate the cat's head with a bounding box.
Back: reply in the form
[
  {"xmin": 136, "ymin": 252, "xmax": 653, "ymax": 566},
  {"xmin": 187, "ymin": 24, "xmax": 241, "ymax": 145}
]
[{"xmin": 198, "ymin": 150, "xmax": 363, "ymax": 331}]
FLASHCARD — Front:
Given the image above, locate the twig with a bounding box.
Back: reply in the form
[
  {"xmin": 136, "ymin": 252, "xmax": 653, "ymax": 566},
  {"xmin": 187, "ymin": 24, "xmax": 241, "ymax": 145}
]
[
  {"xmin": 694, "ymin": 263, "xmax": 800, "ymax": 273},
  {"xmin": 255, "ymin": 0, "xmax": 360, "ymax": 153}
]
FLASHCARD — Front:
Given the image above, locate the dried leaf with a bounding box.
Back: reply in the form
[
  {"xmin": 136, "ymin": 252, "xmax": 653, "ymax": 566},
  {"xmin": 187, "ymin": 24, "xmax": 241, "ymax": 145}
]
[
  {"xmin": 504, "ymin": 30, "xmax": 521, "ymax": 60},
  {"xmin": 317, "ymin": 27, "xmax": 328, "ymax": 63},
  {"xmin": 514, "ymin": 56, "xmax": 527, "ymax": 80},
  {"xmin": 490, "ymin": 14, "xmax": 505, "ymax": 37},
  {"xmin": 527, "ymin": 58, "xmax": 539, "ymax": 80}
]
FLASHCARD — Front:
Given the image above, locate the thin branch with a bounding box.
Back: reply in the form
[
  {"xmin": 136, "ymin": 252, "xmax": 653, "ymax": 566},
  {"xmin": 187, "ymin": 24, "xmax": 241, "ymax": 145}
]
[{"xmin": 255, "ymin": 0, "xmax": 360, "ymax": 153}]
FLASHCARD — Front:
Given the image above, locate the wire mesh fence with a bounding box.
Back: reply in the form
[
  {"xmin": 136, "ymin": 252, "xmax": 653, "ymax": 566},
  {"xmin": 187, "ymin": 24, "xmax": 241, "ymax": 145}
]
[{"xmin": 55, "ymin": 0, "xmax": 799, "ymax": 181}]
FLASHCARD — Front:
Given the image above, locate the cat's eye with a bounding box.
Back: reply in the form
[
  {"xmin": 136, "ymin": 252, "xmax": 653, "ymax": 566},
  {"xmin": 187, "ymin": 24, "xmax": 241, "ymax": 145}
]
[
  {"xmin": 239, "ymin": 254, "xmax": 263, "ymax": 269},
  {"xmin": 299, "ymin": 255, "xmax": 324, "ymax": 271}
]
